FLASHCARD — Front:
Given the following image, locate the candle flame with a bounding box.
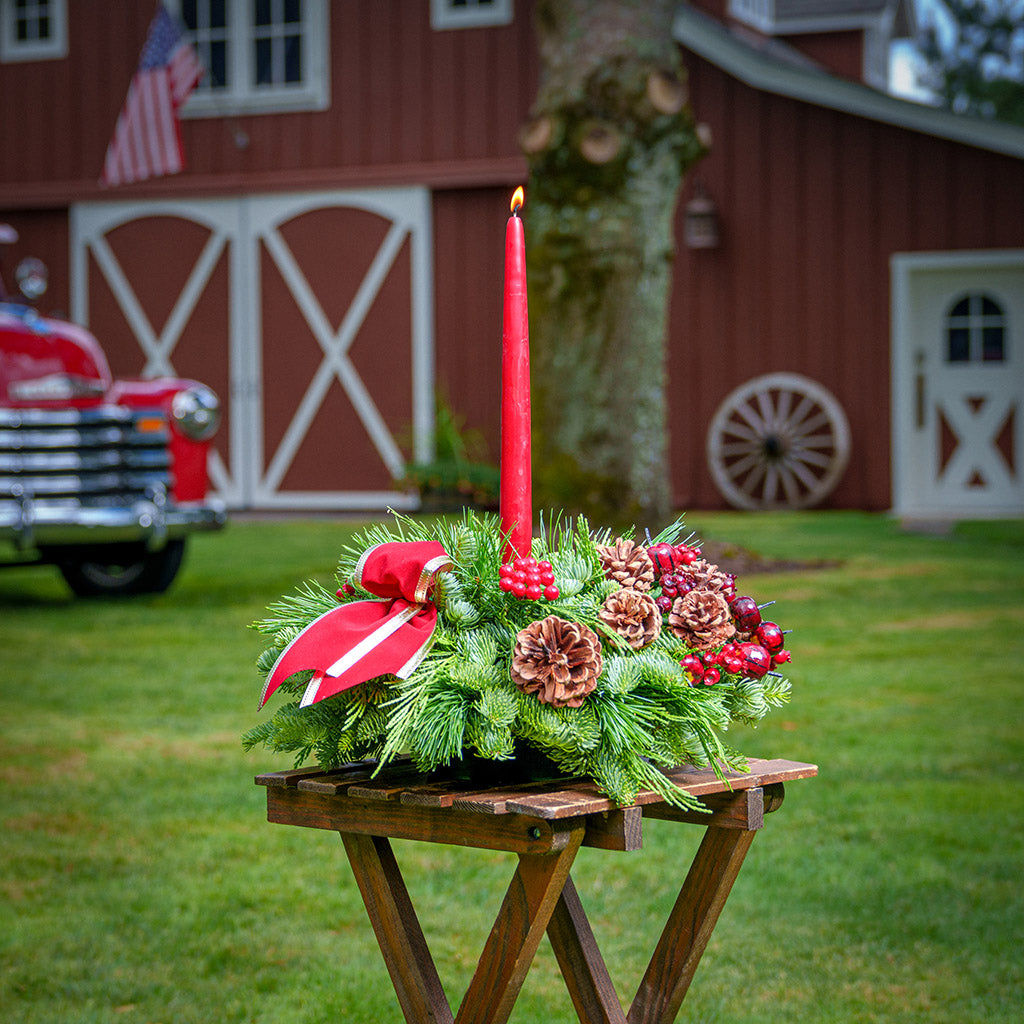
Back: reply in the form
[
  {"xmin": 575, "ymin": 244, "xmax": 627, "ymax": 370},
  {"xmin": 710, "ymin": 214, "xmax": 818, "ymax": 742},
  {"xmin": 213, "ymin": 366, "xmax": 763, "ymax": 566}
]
[{"xmin": 510, "ymin": 186, "xmax": 524, "ymax": 214}]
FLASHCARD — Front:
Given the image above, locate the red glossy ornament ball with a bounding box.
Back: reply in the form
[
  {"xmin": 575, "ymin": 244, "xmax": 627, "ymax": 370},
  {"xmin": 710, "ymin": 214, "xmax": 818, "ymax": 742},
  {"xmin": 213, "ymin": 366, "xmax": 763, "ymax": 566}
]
[
  {"xmin": 649, "ymin": 542, "xmax": 676, "ymax": 573},
  {"xmin": 731, "ymin": 596, "xmax": 761, "ymax": 631},
  {"xmin": 756, "ymin": 621, "xmax": 785, "ymax": 654},
  {"xmin": 736, "ymin": 642, "xmax": 772, "ymax": 679}
]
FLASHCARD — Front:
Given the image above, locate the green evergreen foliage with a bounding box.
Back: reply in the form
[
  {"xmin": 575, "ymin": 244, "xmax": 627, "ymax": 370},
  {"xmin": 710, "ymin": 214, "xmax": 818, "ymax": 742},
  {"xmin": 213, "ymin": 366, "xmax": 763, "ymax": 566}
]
[
  {"xmin": 243, "ymin": 510, "xmax": 791, "ymax": 810},
  {"xmin": 918, "ymin": 0, "xmax": 1024, "ymax": 125}
]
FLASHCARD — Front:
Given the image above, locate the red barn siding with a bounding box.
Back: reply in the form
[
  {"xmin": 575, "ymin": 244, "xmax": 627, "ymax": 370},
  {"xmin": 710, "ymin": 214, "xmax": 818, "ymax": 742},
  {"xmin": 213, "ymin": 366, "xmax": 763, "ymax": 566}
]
[
  {"xmin": 1, "ymin": 2, "xmax": 539, "ymax": 206},
  {"xmin": 670, "ymin": 51, "xmax": 1024, "ymax": 510},
  {"xmin": 431, "ymin": 188, "xmax": 508, "ymax": 451}
]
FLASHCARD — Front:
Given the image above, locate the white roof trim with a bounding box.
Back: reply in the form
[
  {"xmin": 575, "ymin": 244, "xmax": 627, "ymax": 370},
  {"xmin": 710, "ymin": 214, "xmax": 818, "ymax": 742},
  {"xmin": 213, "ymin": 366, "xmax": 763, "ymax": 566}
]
[{"xmin": 673, "ymin": 5, "xmax": 1024, "ymax": 160}]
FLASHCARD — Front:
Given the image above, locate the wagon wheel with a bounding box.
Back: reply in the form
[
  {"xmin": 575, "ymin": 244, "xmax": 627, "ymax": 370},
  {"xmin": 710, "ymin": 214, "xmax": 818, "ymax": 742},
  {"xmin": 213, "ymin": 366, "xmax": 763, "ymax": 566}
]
[{"xmin": 706, "ymin": 373, "xmax": 851, "ymax": 510}]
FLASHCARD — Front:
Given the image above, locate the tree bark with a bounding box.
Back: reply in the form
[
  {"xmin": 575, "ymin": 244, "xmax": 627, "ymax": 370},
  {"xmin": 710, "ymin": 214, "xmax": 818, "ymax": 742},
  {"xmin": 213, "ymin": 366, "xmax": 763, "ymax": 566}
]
[{"xmin": 524, "ymin": 0, "xmax": 705, "ymax": 528}]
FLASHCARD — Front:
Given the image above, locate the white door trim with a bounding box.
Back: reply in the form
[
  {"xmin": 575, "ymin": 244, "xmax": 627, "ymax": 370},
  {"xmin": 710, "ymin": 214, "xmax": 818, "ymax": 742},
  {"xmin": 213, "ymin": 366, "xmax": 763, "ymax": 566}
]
[{"xmin": 891, "ymin": 248, "xmax": 1024, "ymax": 519}]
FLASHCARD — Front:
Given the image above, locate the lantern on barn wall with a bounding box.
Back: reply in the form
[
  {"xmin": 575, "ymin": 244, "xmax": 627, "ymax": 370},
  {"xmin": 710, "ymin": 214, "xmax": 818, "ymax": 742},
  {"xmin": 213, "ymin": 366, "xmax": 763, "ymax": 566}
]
[{"xmin": 684, "ymin": 181, "xmax": 720, "ymax": 249}]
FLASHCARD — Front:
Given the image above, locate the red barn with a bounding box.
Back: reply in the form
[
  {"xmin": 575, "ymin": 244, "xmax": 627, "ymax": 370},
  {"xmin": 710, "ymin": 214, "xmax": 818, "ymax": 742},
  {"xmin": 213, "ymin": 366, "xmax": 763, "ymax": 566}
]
[{"xmin": 2, "ymin": 0, "xmax": 1022, "ymax": 519}]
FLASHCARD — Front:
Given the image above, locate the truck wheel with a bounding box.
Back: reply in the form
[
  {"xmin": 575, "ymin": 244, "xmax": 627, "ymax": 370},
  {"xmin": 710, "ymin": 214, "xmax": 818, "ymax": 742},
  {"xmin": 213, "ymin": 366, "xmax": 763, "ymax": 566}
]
[{"xmin": 57, "ymin": 540, "xmax": 187, "ymax": 597}]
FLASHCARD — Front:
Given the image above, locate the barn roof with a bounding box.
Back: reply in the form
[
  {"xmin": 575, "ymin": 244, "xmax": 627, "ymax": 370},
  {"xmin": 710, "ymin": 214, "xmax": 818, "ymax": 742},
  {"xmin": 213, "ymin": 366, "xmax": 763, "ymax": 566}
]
[
  {"xmin": 674, "ymin": 3, "xmax": 1024, "ymax": 159},
  {"xmin": 733, "ymin": 0, "xmax": 914, "ymax": 35}
]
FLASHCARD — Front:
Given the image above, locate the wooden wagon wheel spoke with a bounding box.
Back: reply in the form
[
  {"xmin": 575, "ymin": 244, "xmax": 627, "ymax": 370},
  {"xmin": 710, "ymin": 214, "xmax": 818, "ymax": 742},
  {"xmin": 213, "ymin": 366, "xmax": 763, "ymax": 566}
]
[{"xmin": 706, "ymin": 373, "xmax": 851, "ymax": 510}]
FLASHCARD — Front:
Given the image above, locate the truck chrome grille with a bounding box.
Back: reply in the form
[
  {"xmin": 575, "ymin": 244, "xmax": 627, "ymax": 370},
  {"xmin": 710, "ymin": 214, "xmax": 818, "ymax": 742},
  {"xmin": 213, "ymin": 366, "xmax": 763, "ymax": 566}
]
[{"xmin": 0, "ymin": 406, "xmax": 172, "ymax": 507}]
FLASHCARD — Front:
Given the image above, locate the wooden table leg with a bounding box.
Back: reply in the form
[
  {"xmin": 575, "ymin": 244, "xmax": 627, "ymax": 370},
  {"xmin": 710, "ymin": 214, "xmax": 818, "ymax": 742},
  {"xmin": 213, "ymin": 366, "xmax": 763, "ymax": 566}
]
[
  {"xmin": 454, "ymin": 826, "xmax": 585, "ymax": 1024},
  {"xmin": 627, "ymin": 826, "xmax": 757, "ymax": 1024},
  {"xmin": 341, "ymin": 832, "xmax": 454, "ymax": 1024},
  {"xmin": 547, "ymin": 874, "xmax": 627, "ymax": 1024}
]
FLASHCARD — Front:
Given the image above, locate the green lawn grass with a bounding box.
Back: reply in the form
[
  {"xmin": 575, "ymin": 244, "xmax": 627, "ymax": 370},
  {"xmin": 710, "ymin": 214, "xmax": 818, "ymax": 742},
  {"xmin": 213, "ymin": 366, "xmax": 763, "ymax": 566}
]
[{"xmin": 2, "ymin": 512, "xmax": 1022, "ymax": 1023}]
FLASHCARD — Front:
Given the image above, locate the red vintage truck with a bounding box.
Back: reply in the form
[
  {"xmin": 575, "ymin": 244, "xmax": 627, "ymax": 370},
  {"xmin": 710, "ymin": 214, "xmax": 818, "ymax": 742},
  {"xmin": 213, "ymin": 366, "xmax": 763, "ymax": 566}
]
[{"xmin": 0, "ymin": 241, "xmax": 225, "ymax": 596}]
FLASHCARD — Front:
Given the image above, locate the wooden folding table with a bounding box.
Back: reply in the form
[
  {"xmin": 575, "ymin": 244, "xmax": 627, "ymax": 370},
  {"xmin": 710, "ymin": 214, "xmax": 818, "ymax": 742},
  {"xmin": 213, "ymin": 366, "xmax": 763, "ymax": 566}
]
[{"xmin": 257, "ymin": 756, "xmax": 816, "ymax": 1024}]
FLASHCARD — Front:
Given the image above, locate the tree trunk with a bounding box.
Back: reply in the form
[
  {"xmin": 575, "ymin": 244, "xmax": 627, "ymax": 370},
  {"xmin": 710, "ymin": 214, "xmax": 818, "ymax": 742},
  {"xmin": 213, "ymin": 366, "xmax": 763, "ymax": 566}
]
[{"xmin": 524, "ymin": 0, "xmax": 704, "ymax": 528}]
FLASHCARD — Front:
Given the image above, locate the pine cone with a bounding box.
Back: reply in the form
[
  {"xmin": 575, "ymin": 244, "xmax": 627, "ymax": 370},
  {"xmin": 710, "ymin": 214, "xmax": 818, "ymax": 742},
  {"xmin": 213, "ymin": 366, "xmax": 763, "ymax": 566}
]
[
  {"xmin": 595, "ymin": 537, "xmax": 655, "ymax": 592},
  {"xmin": 668, "ymin": 589, "xmax": 736, "ymax": 650},
  {"xmin": 680, "ymin": 558, "xmax": 733, "ymax": 594},
  {"xmin": 511, "ymin": 615, "xmax": 603, "ymax": 708},
  {"xmin": 598, "ymin": 588, "xmax": 662, "ymax": 650}
]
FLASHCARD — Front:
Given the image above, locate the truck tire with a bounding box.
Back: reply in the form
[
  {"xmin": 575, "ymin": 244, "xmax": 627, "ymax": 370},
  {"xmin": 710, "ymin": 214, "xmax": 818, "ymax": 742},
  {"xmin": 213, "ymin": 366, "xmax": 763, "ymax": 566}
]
[{"xmin": 56, "ymin": 539, "xmax": 187, "ymax": 597}]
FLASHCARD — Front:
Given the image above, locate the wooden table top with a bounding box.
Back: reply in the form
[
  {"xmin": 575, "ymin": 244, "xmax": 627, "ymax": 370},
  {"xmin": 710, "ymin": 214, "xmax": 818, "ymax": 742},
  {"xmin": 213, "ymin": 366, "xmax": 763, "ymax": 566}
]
[{"xmin": 256, "ymin": 756, "xmax": 818, "ymax": 821}]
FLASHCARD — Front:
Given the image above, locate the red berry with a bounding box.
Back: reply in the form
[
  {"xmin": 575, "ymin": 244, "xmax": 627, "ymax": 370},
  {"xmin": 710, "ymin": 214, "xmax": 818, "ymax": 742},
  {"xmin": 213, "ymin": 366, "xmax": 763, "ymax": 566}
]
[
  {"xmin": 756, "ymin": 622, "xmax": 785, "ymax": 654},
  {"xmin": 511, "ymin": 580, "xmax": 527, "ymax": 598},
  {"xmin": 538, "ymin": 560, "xmax": 553, "ymax": 572},
  {"xmin": 702, "ymin": 666, "xmax": 721, "ymax": 686},
  {"xmin": 772, "ymin": 650, "xmax": 792, "ymax": 666},
  {"xmin": 540, "ymin": 570, "xmax": 555, "ymax": 585},
  {"xmin": 543, "ymin": 584, "xmax": 560, "ymax": 601},
  {"xmin": 499, "ymin": 563, "xmax": 515, "ymax": 578},
  {"xmin": 681, "ymin": 654, "xmax": 704, "ymax": 677},
  {"xmin": 678, "ymin": 547, "xmax": 697, "ymax": 565},
  {"xmin": 499, "ymin": 577, "xmax": 514, "ymax": 593},
  {"xmin": 525, "ymin": 583, "xmax": 543, "ymax": 601},
  {"xmin": 655, "ymin": 595, "xmax": 673, "ymax": 613}
]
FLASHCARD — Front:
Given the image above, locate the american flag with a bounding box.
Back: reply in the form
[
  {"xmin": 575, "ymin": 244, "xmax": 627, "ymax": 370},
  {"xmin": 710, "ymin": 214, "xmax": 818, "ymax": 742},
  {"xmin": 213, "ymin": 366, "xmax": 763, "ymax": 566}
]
[{"xmin": 101, "ymin": 4, "xmax": 203, "ymax": 187}]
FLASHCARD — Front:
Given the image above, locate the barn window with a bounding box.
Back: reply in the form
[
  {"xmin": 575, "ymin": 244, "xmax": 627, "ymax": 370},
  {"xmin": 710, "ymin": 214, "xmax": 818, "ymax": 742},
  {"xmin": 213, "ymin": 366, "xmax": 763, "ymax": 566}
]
[
  {"xmin": 945, "ymin": 293, "xmax": 1007, "ymax": 364},
  {"xmin": 175, "ymin": 0, "xmax": 329, "ymax": 116},
  {"xmin": 0, "ymin": 0, "xmax": 67, "ymax": 62},
  {"xmin": 431, "ymin": 0, "xmax": 513, "ymax": 30}
]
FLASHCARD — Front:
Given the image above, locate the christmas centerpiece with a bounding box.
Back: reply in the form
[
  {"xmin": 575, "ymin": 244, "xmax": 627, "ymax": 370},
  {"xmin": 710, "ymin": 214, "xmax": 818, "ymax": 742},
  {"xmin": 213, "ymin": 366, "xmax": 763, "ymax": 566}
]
[{"xmin": 243, "ymin": 190, "xmax": 793, "ymax": 812}]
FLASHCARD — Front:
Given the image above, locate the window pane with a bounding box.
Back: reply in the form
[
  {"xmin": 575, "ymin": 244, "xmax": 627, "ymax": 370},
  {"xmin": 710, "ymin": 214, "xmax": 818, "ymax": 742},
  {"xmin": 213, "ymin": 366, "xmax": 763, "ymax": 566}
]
[
  {"xmin": 284, "ymin": 33, "xmax": 302, "ymax": 82},
  {"xmin": 285, "ymin": 0, "xmax": 301, "ymax": 23},
  {"xmin": 950, "ymin": 296, "xmax": 970, "ymax": 317},
  {"xmin": 182, "ymin": 0, "xmax": 196, "ymax": 26},
  {"xmin": 254, "ymin": 37, "xmax": 272, "ymax": 84},
  {"xmin": 255, "ymin": 0, "xmax": 272, "ymax": 27},
  {"xmin": 38, "ymin": 16, "xmax": 49, "ymax": 39},
  {"xmin": 982, "ymin": 327, "xmax": 1005, "ymax": 362},
  {"xmin": 210, "ymin": 0, "xmax": 226, "ymax": 28},
  {"xmin": 947, "ymin": 328, "xmax": 970, "ymax": 362},
  {"xmin": 981, "ymin": 295, "xmax": 1002, "ymax": 316},
  {"xmin": 208, "ymin": 39, "xmax": 227, "ymax": 87}
]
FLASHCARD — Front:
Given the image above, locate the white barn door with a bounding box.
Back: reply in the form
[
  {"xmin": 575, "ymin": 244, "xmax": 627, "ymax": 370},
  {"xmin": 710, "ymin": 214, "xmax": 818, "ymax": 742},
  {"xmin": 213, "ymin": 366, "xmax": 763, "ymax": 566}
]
[{"xmin": 892, "ymin": 250, "xmax": 1024, "ymax": 519}]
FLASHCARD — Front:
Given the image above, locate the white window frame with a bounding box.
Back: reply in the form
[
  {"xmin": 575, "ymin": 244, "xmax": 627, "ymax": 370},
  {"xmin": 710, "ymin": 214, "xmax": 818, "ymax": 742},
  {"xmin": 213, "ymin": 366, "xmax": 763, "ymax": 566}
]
[
  {"xmin": 173, "ymin": 0, "xmax": 329, "ymax": 117},
  {"xmin": 430, "ymin": 0, "xmax": 513, "ymax": 31},
  {"xmin": 0, "ymin": 0, "xmax": 67, "ymax": 63}
]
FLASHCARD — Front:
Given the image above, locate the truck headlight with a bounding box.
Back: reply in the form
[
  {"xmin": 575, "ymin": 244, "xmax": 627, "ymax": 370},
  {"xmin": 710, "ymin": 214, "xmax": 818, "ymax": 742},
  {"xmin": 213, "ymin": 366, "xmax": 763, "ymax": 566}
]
[{"xmin": 171, "ymin": 384, "xmax": 221, "ymax": 441}]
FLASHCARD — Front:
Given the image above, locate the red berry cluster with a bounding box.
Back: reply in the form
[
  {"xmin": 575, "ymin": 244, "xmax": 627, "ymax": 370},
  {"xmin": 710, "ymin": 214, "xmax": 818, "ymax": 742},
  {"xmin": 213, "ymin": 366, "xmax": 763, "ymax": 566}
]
[
  {"xmin": 499, "ymin": 556, "xmax": 560, "ymax": 602},
  {"xmin": 649, "ymin": 541, "xmax": 737, "ymax": 615},
  {"xmin": 648, "ymin": 540, "xmax": 791, "ymax": 686}
]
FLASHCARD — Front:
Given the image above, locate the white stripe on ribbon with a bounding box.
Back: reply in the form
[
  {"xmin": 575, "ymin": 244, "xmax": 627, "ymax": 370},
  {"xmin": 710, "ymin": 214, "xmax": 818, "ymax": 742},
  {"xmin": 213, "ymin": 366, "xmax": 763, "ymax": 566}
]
[{"xmin": 298, "ymin": 603, "xmax": 423, "ymax": 707}]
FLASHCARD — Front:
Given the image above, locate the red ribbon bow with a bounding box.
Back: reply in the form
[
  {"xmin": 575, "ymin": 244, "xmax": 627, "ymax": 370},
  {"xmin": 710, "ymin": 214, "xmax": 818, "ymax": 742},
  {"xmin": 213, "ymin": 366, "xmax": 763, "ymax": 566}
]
[{"xmin": 260, "ymin": 541, "xmax": 453, "ymax": 709}]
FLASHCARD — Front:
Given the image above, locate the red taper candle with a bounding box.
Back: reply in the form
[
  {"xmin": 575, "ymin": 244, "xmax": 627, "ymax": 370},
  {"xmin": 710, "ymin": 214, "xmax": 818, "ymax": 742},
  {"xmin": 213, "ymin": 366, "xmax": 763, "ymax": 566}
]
[{"xmin": 500, "ymin": 186, "xmax": 532, "ymax": 561}]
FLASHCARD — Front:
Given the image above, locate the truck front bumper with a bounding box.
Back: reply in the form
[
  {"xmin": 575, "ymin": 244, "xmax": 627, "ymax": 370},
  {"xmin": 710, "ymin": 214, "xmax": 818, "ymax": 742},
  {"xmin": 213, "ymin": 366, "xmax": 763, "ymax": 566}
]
[{"xmin": 0, "ymin": 495, "xmax": 227, "ymax": 551}]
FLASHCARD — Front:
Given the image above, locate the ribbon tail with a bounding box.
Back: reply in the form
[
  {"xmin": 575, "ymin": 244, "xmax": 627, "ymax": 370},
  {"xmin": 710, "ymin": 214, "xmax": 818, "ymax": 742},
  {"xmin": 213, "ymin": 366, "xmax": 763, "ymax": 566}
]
[{"xmin": 259, "ymin": 605, "xmax": 352, "ymax": 708}]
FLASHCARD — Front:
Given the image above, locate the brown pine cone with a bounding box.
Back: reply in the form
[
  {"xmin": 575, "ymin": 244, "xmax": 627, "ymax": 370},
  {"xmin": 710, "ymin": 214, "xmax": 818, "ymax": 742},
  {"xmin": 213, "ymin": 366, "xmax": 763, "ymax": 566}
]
[
  {"xmin": 511, "ymin": 615, "xmax": 603, "ymax": 708},
  {"xmin": 668, "ymin": 589, "xmax": 736, "ymax": 650},
  {"xmin": 680, "ymin": 558, "xmax": 733, "ymax": 594},
  {"xmin": 598, "ymin": 588, "xmax": 662, "ymax": 650},
  {"xmin": 594, "ymin": 537, "xmax": 655, "ymax": 592}
]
